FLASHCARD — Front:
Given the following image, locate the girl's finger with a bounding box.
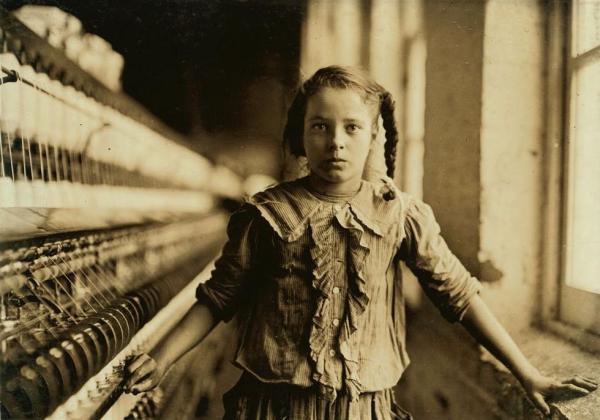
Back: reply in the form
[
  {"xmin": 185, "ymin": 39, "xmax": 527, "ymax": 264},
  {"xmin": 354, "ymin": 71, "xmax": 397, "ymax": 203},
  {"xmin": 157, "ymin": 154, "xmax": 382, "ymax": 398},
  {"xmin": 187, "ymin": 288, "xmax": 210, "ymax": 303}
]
[
  {"xmin": 531, "ymin": 393, "xmax": 551, "ymax": 416},
  {"xmin": 130, "ymin": 375, "xmax": 158, "ymax": 394},
  {"xmin": 555, "ymin": 383, "xmax": 590, "ymax": 396},
  {"xmin": 126, "ymin": 354, "xmax": 151, "ymax": 374},
  {"xmin": 568, "ymin": 376, "xmax": 598, "ymax": 390},
  {"xmin": 125, "ymin": 360, "xmax": 154, "ymax": 389}
]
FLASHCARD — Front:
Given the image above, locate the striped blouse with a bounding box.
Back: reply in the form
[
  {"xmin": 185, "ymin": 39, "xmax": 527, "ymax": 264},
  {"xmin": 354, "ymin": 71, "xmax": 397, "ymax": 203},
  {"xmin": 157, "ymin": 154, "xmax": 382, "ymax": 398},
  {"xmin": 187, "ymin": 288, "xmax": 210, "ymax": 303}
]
[{"xmin": 196, "ymin": 177, "xmax": 481, "ymax": 401}]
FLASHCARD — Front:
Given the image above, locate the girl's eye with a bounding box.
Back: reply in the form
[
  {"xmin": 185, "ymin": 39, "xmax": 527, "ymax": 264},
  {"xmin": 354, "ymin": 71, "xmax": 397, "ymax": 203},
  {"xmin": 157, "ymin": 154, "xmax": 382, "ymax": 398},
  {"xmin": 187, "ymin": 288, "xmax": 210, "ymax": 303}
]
[
  {"xmin": 311, "ymin": 123, "xmax": 327, "ymax": 131},
  {"xmin": 346, "ymin": 124, "xmax": 361, "ymax": 133}
]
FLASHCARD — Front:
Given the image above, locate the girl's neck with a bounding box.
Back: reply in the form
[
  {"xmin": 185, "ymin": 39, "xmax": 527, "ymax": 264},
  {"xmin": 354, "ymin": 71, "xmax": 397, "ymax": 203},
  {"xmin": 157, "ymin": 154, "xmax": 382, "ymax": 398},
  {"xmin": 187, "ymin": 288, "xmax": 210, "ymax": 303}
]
[{"xmin": 306, "ymin": 173, "xmax": 361, "ymax": 197}]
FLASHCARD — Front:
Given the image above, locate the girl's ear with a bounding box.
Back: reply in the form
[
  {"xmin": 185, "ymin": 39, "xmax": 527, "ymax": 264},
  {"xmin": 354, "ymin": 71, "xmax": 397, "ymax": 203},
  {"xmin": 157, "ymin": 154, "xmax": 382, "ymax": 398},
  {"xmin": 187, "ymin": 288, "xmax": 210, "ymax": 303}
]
[{"xmin": 370, "ymin": 119, "xmax": 379, "ymax": 143}]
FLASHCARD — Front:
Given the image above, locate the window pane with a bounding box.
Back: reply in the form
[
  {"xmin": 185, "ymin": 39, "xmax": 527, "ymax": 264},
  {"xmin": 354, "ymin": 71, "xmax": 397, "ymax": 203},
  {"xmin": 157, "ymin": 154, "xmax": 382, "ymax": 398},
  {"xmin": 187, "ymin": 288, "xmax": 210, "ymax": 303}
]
[
  {"xmin": 573, "ymin": 0, "xmax": 600, "ymax": 56},
  {"xmin": 566, "ymin": 59, "xmax": 600, "ymax": 293}
]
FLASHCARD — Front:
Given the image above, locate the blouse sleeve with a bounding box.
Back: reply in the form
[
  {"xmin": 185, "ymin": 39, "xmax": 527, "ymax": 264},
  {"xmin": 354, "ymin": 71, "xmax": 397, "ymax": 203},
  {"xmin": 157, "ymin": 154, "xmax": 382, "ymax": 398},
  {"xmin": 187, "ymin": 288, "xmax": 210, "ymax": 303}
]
[
  {"xmin": 400, "ymin": 198, "xmax": 481, "ymax": 322},
  {"xmin": 196, "ymin": 203, "xmax": 262, "ymax": 322}
]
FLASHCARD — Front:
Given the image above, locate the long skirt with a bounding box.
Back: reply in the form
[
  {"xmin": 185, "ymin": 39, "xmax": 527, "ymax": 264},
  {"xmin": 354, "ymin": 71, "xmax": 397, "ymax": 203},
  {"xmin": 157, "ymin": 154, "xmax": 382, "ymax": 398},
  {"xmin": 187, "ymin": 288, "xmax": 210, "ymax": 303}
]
[{"xmin": 222, "ymin": 373, "xmax": 413, "ymax": 420}]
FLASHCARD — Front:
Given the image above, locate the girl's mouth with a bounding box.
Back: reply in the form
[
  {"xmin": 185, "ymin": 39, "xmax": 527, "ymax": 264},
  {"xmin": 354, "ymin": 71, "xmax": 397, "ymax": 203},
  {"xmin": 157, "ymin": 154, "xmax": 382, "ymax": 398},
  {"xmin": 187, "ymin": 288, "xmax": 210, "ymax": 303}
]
[{"xmin": 323, "ymin": 158, "xmax": 348, "ymax": 170}]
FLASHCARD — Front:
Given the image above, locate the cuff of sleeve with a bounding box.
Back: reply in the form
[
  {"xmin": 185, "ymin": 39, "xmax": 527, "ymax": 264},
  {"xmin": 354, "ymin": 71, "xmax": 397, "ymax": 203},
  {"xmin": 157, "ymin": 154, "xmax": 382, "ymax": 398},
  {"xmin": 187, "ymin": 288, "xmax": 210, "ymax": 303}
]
[{"xmin": 196, "ymin": 284, "xmax": 234, "ymax": 322}]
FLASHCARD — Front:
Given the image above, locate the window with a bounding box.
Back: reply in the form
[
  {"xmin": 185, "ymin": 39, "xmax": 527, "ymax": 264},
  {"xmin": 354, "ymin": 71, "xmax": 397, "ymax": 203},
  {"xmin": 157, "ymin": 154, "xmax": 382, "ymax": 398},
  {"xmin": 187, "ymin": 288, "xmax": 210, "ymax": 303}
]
[{"xmin": 560, "ymin": 0, "xmax": 600, "ymax": 336}]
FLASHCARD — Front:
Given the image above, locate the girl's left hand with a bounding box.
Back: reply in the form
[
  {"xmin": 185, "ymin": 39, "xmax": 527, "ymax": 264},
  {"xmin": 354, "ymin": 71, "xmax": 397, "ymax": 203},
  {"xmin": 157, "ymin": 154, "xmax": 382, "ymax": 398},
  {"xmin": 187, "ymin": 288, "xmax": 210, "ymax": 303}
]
[{"xmin": 521, "ymin": 372, "xmax": 598, "ymax": 416}]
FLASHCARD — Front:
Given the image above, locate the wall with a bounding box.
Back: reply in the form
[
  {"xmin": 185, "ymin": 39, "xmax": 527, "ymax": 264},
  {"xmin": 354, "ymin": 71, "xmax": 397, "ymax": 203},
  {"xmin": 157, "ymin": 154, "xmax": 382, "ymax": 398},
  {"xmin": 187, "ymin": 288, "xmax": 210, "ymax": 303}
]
[
  {"xmin": 396, "ymin": 0, "xmax": 550, "ymax": 418},
  {"xmin": 479, "ymin": 0, "xmax": 545, "ymax": 331},
  {"xmin": 421, "ymin": 0, "xmax": 485, "ymax": 275}
]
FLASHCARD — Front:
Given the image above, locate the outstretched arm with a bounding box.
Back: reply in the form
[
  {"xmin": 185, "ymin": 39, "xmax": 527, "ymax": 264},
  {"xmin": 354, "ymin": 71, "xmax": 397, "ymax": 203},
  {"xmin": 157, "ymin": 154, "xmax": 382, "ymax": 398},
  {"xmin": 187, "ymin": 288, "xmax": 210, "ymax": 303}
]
[
  {"xmin": 461, "ymin": 295, "xmax": 597, "ymax": 415},
  {"xmin": 401, "ymin": 197, "xmax": 598, "ymax": 414},
  {"xmin": 124, "ymin": 302, "xmax": 218, "ymax": 394},
  {"xmin": 124, "ymin": 205, "xmax": 262, "ymax": 393}
]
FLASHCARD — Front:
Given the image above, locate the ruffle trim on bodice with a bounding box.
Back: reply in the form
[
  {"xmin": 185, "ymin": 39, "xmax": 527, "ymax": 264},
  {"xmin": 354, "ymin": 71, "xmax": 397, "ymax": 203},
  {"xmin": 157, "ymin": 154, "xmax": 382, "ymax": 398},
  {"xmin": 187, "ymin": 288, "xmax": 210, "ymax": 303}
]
[
  {"xmin": 307, "ymin": 211, "xmax": 333, "ymax": 391},
  {"xmin": 335, "ymin": 206, "xmax": 373, "ymax": 400},
  {"xmin": 306, "ymin": 203, "xmax": 380, "ymax": 401}
]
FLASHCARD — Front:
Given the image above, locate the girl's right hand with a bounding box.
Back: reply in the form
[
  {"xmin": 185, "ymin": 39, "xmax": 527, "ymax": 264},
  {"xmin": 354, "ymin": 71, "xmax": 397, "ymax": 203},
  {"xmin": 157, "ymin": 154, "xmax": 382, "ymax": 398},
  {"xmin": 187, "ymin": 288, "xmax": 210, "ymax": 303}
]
[{"xmin": 123, "ymin": 353, "xmax": 165, "ymax": 394}]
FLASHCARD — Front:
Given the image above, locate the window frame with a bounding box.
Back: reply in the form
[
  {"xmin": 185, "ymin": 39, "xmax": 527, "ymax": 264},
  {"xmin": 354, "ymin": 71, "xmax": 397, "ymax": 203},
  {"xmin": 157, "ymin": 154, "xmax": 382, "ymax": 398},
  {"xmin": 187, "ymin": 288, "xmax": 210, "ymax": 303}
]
[{"xmin": 541, "ymin": 0, "xmax": 600, "ymax": 353}]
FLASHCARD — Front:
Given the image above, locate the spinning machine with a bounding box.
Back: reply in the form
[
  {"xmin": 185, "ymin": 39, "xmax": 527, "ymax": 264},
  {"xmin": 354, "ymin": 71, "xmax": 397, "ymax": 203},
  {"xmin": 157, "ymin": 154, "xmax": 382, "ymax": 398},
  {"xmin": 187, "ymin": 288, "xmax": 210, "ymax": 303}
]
[{"xmin": 0, "ymin": 8, "xmax": 241, "ymax": 419}]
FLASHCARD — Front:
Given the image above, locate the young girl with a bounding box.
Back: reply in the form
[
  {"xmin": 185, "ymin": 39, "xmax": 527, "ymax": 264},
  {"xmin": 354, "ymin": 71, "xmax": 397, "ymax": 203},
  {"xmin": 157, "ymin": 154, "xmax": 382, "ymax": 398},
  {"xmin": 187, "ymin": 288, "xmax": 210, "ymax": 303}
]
[{"xmin": 125, "ymin": 66, "xmax": 597, "ymax": 419}]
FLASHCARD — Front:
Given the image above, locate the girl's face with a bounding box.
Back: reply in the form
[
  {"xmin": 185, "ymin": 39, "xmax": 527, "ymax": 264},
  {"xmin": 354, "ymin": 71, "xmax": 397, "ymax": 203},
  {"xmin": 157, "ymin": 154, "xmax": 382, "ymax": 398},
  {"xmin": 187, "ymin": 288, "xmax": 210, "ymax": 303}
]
[{"xmin": 303, "ymin": 87, "xmax": 376, "ymax": 193}]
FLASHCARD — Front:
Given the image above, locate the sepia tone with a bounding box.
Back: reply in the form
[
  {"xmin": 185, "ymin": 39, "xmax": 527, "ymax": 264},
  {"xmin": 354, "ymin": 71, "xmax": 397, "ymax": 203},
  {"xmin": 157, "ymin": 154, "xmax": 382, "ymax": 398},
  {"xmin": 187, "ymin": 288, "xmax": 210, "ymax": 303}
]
[{"xmin": 0, "ymin": 0, "xmax": 599, "ymax": 419}]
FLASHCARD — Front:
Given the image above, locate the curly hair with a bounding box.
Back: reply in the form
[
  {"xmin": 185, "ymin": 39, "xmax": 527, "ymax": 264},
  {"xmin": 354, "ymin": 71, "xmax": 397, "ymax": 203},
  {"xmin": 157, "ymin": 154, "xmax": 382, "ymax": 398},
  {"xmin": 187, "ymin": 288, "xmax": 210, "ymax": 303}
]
[{"xmin": 283, "ymin": 65, "xmax": 399, "ymax": 180}]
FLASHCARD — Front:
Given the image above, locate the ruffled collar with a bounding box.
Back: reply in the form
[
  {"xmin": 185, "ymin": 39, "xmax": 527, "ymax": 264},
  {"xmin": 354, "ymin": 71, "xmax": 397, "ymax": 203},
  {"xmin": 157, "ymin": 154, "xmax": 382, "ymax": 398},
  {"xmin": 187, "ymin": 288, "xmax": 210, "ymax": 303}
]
[{"xmin": 248, "ymin": 176, "xmax": 394, "ymax": 241}]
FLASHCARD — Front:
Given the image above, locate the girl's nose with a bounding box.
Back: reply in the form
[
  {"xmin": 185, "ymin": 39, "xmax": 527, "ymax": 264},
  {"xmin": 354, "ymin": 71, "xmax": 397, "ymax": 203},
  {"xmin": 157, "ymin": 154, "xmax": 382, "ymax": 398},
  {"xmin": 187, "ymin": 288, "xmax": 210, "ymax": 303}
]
[{"xmin": 329, "ymin": 127, "xmax": 345, "ymax": 150}]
